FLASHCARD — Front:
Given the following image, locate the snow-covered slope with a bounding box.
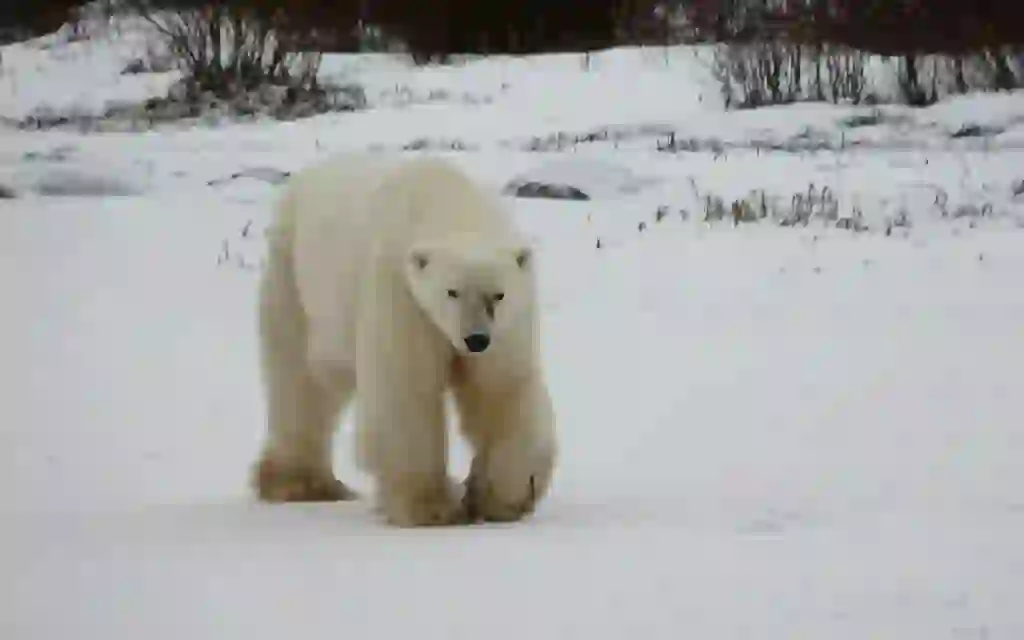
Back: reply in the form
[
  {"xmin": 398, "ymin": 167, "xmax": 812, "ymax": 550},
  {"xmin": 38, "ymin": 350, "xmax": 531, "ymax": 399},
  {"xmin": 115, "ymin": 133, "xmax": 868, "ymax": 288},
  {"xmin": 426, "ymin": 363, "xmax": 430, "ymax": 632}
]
[{"xmin": 3, "ymin": 19, "xmax": 1023, "ymax": 640}]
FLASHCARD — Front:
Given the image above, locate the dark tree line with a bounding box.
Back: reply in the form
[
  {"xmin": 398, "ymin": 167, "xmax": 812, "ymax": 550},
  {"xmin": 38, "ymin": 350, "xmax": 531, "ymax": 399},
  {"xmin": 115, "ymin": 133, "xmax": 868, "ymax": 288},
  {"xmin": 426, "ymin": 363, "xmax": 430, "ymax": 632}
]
[
  {"xmin": 369, "ymin": 0, "xmax": 650, "ymax": 61},
  {"xmin": 1, "ymin": 0, "xmax": 664, "ymax": 59},
  {"xmin": 4, "ymin": 0, "xmax": 1022, "ymax": 60},
  {"xmin": 681, "ymin": 0, "xmax": 1024, "ymax": 54}
]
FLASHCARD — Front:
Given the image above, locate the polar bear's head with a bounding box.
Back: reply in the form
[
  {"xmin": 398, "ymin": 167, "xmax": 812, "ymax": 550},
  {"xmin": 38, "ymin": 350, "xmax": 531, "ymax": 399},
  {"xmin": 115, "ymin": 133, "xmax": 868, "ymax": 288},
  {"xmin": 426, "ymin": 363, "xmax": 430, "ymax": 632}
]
[{"xmin": 404, "ymin": 234, "xmax": 535, "ymax": 355}]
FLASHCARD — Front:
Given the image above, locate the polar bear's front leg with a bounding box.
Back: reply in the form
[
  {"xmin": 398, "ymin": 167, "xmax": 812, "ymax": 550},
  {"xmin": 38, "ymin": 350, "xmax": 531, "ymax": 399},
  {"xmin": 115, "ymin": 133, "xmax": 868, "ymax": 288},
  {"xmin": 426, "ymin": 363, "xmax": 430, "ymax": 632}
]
[
  {"xmin": 355, "ymin": 310, "xmax": 467, "ymax": 527},
  {"xmin": 458, "ymin": 378, "xmax": 557, "ymax": 523},
  {"xmin": 357, "ymin": 367, "xmax": 467, "ymax": 527}
]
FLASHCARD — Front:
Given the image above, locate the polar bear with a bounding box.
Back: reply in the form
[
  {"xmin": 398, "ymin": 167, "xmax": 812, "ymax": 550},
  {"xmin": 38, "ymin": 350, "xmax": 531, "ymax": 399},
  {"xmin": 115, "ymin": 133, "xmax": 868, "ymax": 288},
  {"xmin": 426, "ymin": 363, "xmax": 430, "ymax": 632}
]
[{"xmin": 251, "ymin": 152, "xmax": 557, "ymax": 527}]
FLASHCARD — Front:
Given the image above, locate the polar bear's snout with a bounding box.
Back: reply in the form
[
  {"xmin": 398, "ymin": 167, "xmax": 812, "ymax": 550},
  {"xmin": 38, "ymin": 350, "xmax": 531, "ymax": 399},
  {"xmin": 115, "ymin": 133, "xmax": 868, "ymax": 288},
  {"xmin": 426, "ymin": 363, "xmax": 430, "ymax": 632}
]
[
  {"xmin": 454, "ymin": 290, "xmax": 499, "ymax": 354},
  {"xmin": 463, "ymin": 332, "xmax": 491, "ymax": 353}
]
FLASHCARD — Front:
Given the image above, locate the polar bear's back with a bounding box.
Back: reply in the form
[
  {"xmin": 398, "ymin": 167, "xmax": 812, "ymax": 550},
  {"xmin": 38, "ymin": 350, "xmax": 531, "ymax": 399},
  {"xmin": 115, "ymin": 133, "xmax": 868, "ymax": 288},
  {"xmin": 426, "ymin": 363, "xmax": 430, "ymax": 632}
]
[
  {"xmin": 281, "ymin": 152, "xmax": 514, "ymax": 258},
  {"xmin": 373, "ymin": 156, "xmax": 518, "ymax": 246},
  {"xmin": 276, "ymin": 153, "xmax": 389, "ymax": 353}
]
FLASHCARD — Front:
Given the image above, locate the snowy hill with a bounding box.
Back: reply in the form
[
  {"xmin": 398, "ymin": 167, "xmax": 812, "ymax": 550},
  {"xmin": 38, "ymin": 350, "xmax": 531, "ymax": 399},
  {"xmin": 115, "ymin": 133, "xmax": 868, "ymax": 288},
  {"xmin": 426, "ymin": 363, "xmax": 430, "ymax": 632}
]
[{"xmin": 3, "ymin": 16, "xmax": 1024, "ymax": 640}]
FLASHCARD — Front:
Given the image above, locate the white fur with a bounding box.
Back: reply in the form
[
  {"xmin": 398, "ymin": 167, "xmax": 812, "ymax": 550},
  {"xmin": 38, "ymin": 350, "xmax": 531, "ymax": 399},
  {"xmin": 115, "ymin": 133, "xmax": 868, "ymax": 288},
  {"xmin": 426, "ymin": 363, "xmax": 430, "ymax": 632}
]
[{"xmin": 251, "ymin": 152, "xmax": 557, "ymax": 527}]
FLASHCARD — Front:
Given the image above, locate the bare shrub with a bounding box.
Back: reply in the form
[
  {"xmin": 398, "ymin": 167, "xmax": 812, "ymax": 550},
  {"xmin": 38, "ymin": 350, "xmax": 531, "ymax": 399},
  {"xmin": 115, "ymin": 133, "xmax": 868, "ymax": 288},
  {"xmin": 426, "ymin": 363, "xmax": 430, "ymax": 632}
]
[
  {"xmin": 977, "ymin": 46, "xmax": 1022, "ymax": 90},
  {"xmin": 823, "ymin": 45, "xmax": 866, "ymax": 104},
  {"xmin": 713, "ymin": 40, "xmax": 867, "ymax": 109},
  {"xmin": 714, "ymin": 40, "xmax": 1023, "ymax": 109},
  {"xmin": 712, "ymin": 40, "xmax": 800, "ymax": 109},
  {"xmin": 126, "ymin": 1, "xmax": 323, "ymax": 98},
  {"xmin": 882, "ymin": 49, "xmax": 1023, "ymax": 106},
  {"xmin": 698, "ymin": 0, "xmax": 1024, "ymax": 109},
  {"xmin": 895, "ymin": 54, "xmax": 934, "ymax": 106}
]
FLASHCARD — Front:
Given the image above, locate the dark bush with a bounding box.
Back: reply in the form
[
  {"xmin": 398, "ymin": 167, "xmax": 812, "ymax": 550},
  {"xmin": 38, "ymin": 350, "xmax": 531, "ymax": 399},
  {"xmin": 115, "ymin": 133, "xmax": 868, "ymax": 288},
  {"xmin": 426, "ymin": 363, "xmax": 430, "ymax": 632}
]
[
  {"xmin": 120, "ymin": 0, "xmax": 340, "ymax": 96},
  {"xmin": 691, "ymin": 0, "xmax": 1023, "ymax": 108}
]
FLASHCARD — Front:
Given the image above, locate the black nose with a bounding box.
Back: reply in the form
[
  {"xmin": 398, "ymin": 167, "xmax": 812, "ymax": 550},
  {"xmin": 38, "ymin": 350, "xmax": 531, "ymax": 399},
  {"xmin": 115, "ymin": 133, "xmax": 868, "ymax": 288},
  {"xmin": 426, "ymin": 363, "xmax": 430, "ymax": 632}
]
[{"xmin": 464, "ymin": 333, "xmax": 491, "ymax": 353}]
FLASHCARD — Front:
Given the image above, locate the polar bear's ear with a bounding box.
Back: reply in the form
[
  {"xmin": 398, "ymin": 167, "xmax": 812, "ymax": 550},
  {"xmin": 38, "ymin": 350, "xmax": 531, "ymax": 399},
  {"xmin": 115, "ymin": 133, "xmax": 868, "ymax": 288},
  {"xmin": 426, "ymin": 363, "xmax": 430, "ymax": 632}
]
[
  {"xmin": 409, "ymin": 249, "xmax": 430, "ymax": 271},
  {"xmin": 514, "ymin": 246, "xmax": 532, "ymax": 270}
]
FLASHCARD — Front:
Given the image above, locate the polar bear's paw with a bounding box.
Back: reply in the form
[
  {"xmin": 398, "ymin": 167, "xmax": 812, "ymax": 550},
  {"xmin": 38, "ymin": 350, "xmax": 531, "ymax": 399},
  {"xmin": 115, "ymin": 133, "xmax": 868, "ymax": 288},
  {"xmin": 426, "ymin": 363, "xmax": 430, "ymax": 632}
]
[
  {"xmin": 253, "ymin": 457, "xmax": 359, "ymax": 503},
  {"xmin": 463, "ymin": 473, "xmax": 540, "ymax": 523},
  {"xmin": 378, "ymin": 477, "xmax": 470, "ymax": 527}
]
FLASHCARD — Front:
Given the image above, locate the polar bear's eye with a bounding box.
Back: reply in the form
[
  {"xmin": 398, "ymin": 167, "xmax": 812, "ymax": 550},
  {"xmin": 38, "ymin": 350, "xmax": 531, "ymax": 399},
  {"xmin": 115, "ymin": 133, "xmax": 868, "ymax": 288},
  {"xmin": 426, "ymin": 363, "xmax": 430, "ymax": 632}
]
[{"xmin": 447, "ymin": 289, "xmax": 460, "ymax": 299}]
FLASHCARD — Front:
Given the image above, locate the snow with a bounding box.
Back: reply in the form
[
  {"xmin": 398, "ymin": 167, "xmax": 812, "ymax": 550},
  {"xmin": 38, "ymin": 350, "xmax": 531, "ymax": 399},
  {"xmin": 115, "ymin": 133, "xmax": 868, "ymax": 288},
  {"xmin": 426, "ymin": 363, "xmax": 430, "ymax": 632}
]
[
  {"xmin": 3, "ymin": 17, "xmax": 1024, "ymax": 640},
  {"xmin": 0, "ymin": 18, "xmax": 181, "ymax": 122}
]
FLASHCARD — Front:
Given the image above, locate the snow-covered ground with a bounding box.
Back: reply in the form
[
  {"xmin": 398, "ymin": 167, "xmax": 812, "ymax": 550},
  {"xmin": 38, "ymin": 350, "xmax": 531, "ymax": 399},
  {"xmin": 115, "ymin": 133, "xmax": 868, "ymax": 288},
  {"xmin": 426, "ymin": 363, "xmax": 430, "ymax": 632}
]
[{"xmin": 3, "ymin": 18, "xmax": 1024, "ymax": 640}]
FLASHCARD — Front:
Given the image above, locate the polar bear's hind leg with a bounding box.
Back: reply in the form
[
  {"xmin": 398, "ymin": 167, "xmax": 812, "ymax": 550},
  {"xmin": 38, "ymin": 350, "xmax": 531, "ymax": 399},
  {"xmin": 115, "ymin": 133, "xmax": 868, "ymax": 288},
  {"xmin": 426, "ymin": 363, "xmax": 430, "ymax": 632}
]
[{"xmin": 251, "ymin": 225, "xmax": 358, "ymax": 503}]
